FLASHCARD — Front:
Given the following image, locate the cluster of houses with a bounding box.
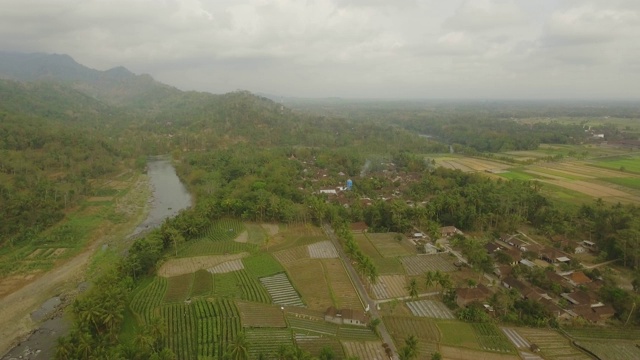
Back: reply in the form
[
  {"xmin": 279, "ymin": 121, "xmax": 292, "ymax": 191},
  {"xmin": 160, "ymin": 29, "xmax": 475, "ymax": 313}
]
[{"xmin": 456, "ymin": 234, "xmax": 615, "ymax": 324}]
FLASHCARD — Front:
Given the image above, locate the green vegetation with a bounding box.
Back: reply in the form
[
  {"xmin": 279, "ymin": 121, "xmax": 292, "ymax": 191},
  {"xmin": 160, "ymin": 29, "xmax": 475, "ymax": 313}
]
[
  {"xmin": 591, "ymin": 156, "xmax": 640, "ymax": 174},
  {"xmin": 243, "ymin": 253, "xmax": 285, "ymax": 278},
  {"xmin": 600, "ymin": 177, "xmax": 640, "ymax": 190},
  {"xmin": 471, "ymin": 323, "xmax": 515, "ymax": 353},
  {"xmin": 436, "ymin": 321, "xmax": 480, "ymax": 348}
]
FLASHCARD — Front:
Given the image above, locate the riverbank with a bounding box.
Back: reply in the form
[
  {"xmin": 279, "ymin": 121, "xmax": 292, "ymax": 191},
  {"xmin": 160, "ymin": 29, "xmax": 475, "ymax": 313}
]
[{"xmin": 0, "ymin": 174, "xmax": 151, "ymax": 358}]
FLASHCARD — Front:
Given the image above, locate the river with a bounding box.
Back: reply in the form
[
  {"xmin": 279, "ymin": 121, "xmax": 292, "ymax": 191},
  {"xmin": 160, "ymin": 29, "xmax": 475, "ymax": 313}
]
[{"xmin": 1, "ymin": 157, "xmax": 192, "ymax": 360}]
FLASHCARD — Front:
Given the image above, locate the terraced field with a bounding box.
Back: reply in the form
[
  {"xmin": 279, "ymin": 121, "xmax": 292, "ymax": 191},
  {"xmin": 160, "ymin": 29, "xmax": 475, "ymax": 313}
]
[
  {"xmin": 164, "ymin": 273, "xmax": 193, "ymax": 302},
  {"xmin": 130, "ymin": 276, "xmax": 167, "ymax": 323},
  {"xmin": 384, "ymin": 316, "xmax": 439, "ymax": 356},
  {"xmin": 286, "ymin": 314, "xmax": 339, "ymax": 336},
  {"xmin": 308, "ymin": 240, "xmax": 338, "ymax": 258},
  {"xmin": 406, "ymin": 300, "xmax": 454, "ymax": 319},
  {"xmin": 260, "ymin": 272, "xmax": 305, "ymax": 307},
  {"xmin": 273, "ymin": 245, "xmax": 310, "ymax": 265},
  {"xmin": 574, "ymin": 340, "xmax": 640, "ymax": 360},
  {"xmin": 400, "ymin": 254, "xmax": 456, "ymax": 275},
  {"xmin": 246, "ymin": 328, "xmax": 293, "ymax": 359},
  {"xmin": 295, "ymin": 334, "xmax": 344, "ymax": 359},
  {"xmin": 472, "ymin": 323, "xmax": 515, "ymax": 353},
  {"xmin": 237, "ymin": 301, "xmax": 287, "ymax": 328},
  {"xmin": 370, "ymin": 275, "xmax": 407, "ymax": 299},
  {"xmin": 516, "ymin": 327, "xmax": 591, "ymax": 360},
  {"xmin": 322, "ymin": 258, "xmax": 362, "ymax": 310},
  {"xmin": 207, "ymin": 259, "xmax": 244, "ymax": 274},
  {"xmin": 342, "ymin": 341, "xmax": 386, "ymax": 360}
]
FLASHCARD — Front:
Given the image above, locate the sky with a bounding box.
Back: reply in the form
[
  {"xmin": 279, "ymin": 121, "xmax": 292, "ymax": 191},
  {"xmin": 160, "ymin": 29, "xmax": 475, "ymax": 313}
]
[{"xmin": 1, "ymin": 0, "xmax": 639, "ymax": 99}]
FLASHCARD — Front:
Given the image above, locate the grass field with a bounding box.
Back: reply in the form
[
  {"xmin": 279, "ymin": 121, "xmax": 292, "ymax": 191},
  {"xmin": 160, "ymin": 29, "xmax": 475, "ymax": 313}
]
[
  {"xmin": 243, "ymin": 252, "xmax": 285, "ymax": 278},
  {"xmin": 366, "ymin": 233, "xmax": 414, "ymax": 257},
  {"xmin": 599, "ymin": 177, "xmax": 640, "ymax": 190},
  {"xmin": 236, "ymin": 301, "xmax": 287, "ymax": 328},
  {"xmin": 574, "ymin": 340, "xmax": 640, "ymax": 360},
  {"xmin": 437, "ymin": 320, "xmax": 481, "ymax": 349},
  {"xmin": 354, "ymin": 234, "xmax": 405, "ymax": 274},
  {"xmin": 164, "ymin": 273, "xmax": 193, "ymax": 302},
  {"xmin": 244, "ymin": 223, "xmax": 268, "ymax": 244},
  {"xmin": 322, "ymin": 258, "xmax": 362, "ymax": 310},
  {"xmin": 287, "ymin": 258, "xmax": 334, "ymax": 311},
  {"xmin": 591, "ymin": 155, "xmax": 640, "ymax": 174}
]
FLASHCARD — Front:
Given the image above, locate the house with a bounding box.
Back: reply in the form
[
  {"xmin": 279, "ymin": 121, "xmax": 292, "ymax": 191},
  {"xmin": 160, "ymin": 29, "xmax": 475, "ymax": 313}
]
[
  {"xmin": 539, "ymin": 247, "xmax": 570, "ymax": 264},
  {"xmin": 519, "ymin": 259, "xmax": 537, "ymax": 268},
  {"xmin": 485, "ymin": 242, "xmax": 501, "ymax": 254},
  {"xmin": 504, "ymin": 248, "xmax": 522, "ymax": 265},
  {"xmin": 350, "ymin": 222, "xmax": 369, "ymax": 233},
  {"xmin": 455, "ymin": 284, "xmax": 491, "ymax": 307},
  {"xmin": 561, "ymin": 290, "xmax": 601, "ymax": 306},
  {"xmin": 502, "ymin": 276, "xmax": 529, "ymax": 296},
  {"xmin": 493, "ymin": 265, "xmax": 512, "ymax": 279},
  {"xmin": 540, "ymin": 298, "xmax": 566, "ymax": 319},
  {"xmin": 582, "ymin": 240, "xmax": 597, "ymax": 252},
  {"xmin": 324, "ymin": 307, "xmax": 368, "ymax": 326},
  {"xmin": 546, "ymin": 271, "xmax": 567, "ymax": 285},
  {"xmin": 592, "ymin": 305, "xmax": 615, "ymax": 322},
  {"xmin": 319, "ymin": 189, "xmax": 337, "ymax": 195},
  {"xmin": 440, "ymin": 226, "xmax": 463, "ymax": 238},
  {"xmin": 566, "ymin": 271, "xmax": 592, "ymax": 287},
  {"xmin": 423, "ymin": 243, "xmax": 439, "ymax": 255},
  {"xmin": 509, "ymin": 238, "xmax": 529, "ymax": 252},
  {"xmin": 499, "ymin": 234, "xmax": 516, "ymax": 243}
]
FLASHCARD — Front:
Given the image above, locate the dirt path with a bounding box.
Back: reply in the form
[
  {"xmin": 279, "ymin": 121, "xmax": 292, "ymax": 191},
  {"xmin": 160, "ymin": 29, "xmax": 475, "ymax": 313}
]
[{"xmin": 0, "ymin": 175, "xmax": 150, "ymax": 356}]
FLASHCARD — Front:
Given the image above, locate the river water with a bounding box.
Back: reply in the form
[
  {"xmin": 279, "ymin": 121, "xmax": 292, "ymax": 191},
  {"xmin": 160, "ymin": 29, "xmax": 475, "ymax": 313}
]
[
  {"xmin": 129, "ymin": 157, "xmax": 193, "ymax": 237},
  {"xmin": 1, "ymin": 158, "xmax": 192, "ymax": 360}
]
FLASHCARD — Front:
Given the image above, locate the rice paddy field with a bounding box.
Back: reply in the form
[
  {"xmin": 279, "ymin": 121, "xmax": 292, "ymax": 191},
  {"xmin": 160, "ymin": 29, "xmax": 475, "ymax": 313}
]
[
  {"xmin": 432, "ymin": 145, "xmax": 640, "ymax": 205},
  {"xmin": 128, "ymin": 220, "xmax": 387, "ymax": 360}
]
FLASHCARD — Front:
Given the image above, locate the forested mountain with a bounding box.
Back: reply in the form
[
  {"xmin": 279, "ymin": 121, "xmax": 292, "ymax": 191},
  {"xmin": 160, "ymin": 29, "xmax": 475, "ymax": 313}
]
[{"xmin": 0, "ymin": 51, "xmax": 179, "ymax": 107}]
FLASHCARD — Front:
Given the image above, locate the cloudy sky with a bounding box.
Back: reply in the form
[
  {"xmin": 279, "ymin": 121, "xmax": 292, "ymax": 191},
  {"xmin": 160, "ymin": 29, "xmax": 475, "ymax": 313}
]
[{"xmin": 1, "ymin": 0, "xmax": 639, "ymax": 99}]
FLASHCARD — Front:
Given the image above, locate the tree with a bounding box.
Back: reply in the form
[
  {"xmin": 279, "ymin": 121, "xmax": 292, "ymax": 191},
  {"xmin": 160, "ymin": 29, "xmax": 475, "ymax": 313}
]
[
  {"xmin": 228, "ymin": 333, "xmax": 250, "ymax": 360},
  {"xmin": 431, "ymin": 352, "xmax": 443, "ymax": 360},
  {"xmin": 406, "ymin": 278, "xmax": 419, "ymax": 299},
  {"xmin": 424, "ymin": 271, "xmax": 435, "ymax": 289},
  {"xmin": 319, "ymin": 346, "xmax": 336, "ymax": 360}
]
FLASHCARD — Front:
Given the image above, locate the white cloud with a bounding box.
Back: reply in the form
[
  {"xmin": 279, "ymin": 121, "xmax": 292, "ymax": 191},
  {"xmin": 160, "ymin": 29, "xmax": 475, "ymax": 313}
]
[{"xmin": 0, "ymin": 0, "xmax": 639, "ymax": 98}]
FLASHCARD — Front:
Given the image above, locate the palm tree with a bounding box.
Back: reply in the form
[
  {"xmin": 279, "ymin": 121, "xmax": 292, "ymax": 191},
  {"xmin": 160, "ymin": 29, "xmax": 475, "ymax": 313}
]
[
  {"xmin": 406, "ymin": 278, "xmax": 419, "ymax": 299},
  {"xmin": 424, "ymin": 271, "xmax": 435, "ymax": 289},
  {"xmin": 228, "ymin": 333, "xmax": 250, "ymax": 360}
]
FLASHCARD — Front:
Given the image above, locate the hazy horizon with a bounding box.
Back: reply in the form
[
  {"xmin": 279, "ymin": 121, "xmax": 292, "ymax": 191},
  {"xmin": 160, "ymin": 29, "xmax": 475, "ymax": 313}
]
[{"xmin": 2, "ymin": 1, "xmax": 639, "ymax": 100}]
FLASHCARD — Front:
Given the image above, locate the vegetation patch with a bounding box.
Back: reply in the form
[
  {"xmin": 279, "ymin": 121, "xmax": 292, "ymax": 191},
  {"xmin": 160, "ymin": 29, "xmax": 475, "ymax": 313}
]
[
  {"xmin": 246, "ymin": 328, "xmax": 293, "ymax": 359},
  {"xmin": 366, "ymin": 233, "xmax": 413, "ymax": 257},
  {"xmin": 158, "ymin": 253, "xmax": 249, "ymax": 277},
  {"xmin": 213, "ymin": 272, "xmax": 243, "ymax": 298},
  {"xmin": 130, "ymin": 276, "xmax": 167, "ymax": 323},
  {"xmin": 237, "ymin": 301, "xmax": 287, "ymax": 328},
  {"xmin": 437, "ymin": 320, "xmax": 481, "ymax": 349},
  {"xmin": 235, "ymin": 269, "xmax": 271, "ymax": 303},
  {"xmin": 563, "ymin": 326, "xmax": 640, "ymax": 340},
  {"xmin": 192, "ymin": 299, "xmax": 241, "ymax": 360},
  {"xmin": 440, "ymin": 345, "xmax": 520, "ymax": 360},
  {"xmin": 295, "ymin": 334, "xmax": 344, "ymax": 359},
  {"xmin": 178, "ymin": 238, "xmax": 257, "ymax": 257},
  {"xmin": 164, "ymin": 273, "xmax": 193, "ymax": 303},
  {"xmin": 383, "ymin": 316, "xmax": 440, "ymax": 357},
  {"xmin": 286, "ymin": 314, "xmax": 338, "ymax": 336},
  {"xmin": 591, "ymin": 156, "xmax": 640, "ymax": 174},
  {"xmin": 599, "ymin": 177, "xmax": 640, "ymax": 190},
  {"xmin": 472, "ymin": 323, "xmax": 516, "ymax": 353},
  {"xmin": 322, "ymin": 258, "xmax": 362, "ymax": 310},
  {"xmin": 245, "ymin": 223, "xmax": 267, "ymax": 244},
  {"xmin": 190, "ymin": 269, "xmax": 213, "ymax": 297},
  {"xmin": 574, "ymin": 340, "xmax": 640, "ymax": 360},
  {"xmin": 243, "ymin": 252, "xmax": 285, "ymax": 278},
  {"xmin": 160, "ymin": 303, "xmax": 198, "ymax": 359},
  {"xmin": 342, "ymin": 340, "xmax": 386, "ymax": 360},
  {"xmin": 287, "ymin": 258, "xmax": 334, "ymax": 311},
  {"xmin": 516, "ymin": 327, "xmax": 591, "ymax": 360}
]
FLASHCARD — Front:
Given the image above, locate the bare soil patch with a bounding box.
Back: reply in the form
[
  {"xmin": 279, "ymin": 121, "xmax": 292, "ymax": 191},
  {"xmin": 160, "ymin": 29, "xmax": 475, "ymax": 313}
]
[
  {"xmin": 158, "ymin": 253, "xmax": 249, "ymax": 277},
  {"xmin": 87, "ymin": 196, "xmax": 113, "ymax": 202},
  {"xmin": 234, "ymin": 230, "xmax": 249, "ymax": 243},
  {"xmin": 261, "ymin": 223, "xmax": 279, "ymax": 236}
]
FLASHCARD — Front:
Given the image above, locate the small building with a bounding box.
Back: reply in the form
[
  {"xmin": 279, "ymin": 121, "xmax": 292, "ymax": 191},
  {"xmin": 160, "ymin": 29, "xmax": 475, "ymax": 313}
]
[
  {"xmin": 455, "ymin": 284, "xmax": 491, "ymax": 307},
  {"xmin": 504, "ymin": 248, "xmax": 522, "ymax": 265},
  {"xmin": 423, "ymin": 243, "xmax": 439, "ymax": 255},
  {"xmin": 440, "ymin": 226, "xmax": 463, "ymax": 238},
  {"xmin": 493, "ymin": 265, "xmax": 512, "ymax": 279},
  {"xmin": 509, "ymin": 238, "xmax": 529, "ymax": 252},
  {"xmin": 539, "ymin": 247, "xmax": 570, "ymax": 264},
  {"xmin": 324, "ymin": 307, "xmax": 368, "ymax": 327},
  {"xmin": 502, "ymin": 276, "xmax": 529, "ymax": 297},
  {"xmin": 567, "ymin": 271, "xmax": 592, "ymax": 287},
  {"xmin": 319, "ymin": 189, "xmax": 337, "ymax": 195},
  {"xmin": 350, "ymin": 222, "xmax": 369, "ymax": 233},
  {"xmin": 485, "ymin": 242, "xmax": 501, "ymax": 254},
  {"xmin": 519, "ymin": 259, "xmax": 537, "ymax": 268}
]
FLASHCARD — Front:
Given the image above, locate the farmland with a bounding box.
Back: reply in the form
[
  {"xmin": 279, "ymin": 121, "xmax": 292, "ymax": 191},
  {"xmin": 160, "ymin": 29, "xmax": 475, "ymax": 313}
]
[
  {"xmin": 437, "ymin": 320, "xmax": 481, "ymax": 349},
  {"xmin": 353, "ymin": 233, "xmax": 405, "ymax": 274},
  {"xmin": 321, "ymin": 258, "xmax": 362, "ymax": 310},
  {"xmin": 370, "ymin": 275, "xmax": 407, "ymax": 299},
  {"xmin": 574, "ymin": 340, "xmax": 640, "ymax": 360},
  {"xmin": 130, "ymin": 276, "xmax": 167, "ymax": 323},
  {"xmin": 342, "ymin": 341, "xmax": 386, "ymax": 360},
  {"xmin": 236, "ymin": 301, "xmax": 287, "ymax": 328},
  {"xmin": 516, "ymin": 327, "xmax": 591, "ymax": 360},
  {"xmin": 245, "ymin": 328, "xmax": 293, "ymax": 358},
  {"xmin": 400, "ymin": 254, "xmax": 456, "ymax": 275},
  {"xmin": 286, "ymin": 259, "xmax": 334, "ymax": 311},
  {"xmin": 384, "ymin": 316, "xmax": 440, "ymax": 356},
  {"xmin": 260, "ymin": 272, "xmax": 305, "ymax": 307},
  {"xmin": 472, "ymin": 323, "xmax": 515, "ymax": 353},
  {"xmin": 365, "ymin": 233, "xmax": 414, "ymax": 257},
  {"xmin": 406, "ymin": 300, "xmax": 455, "ymax": 319}
]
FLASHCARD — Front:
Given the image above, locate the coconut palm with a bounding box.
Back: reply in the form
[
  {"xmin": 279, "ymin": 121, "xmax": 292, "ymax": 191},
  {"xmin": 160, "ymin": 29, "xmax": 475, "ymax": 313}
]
[{"xmin": 228, "ymin": 333, "xmax": 250, "ymax": 360}]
